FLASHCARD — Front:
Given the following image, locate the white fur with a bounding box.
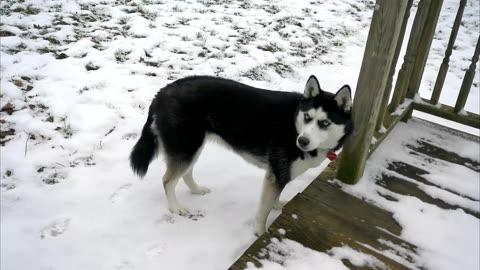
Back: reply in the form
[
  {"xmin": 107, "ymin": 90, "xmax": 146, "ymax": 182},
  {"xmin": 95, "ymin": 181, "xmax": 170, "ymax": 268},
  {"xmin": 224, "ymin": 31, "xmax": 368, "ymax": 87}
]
[
  {"xmin": 290, "ymin": 151, "xmax": 328, "ymax": 179},
  {"xmin": 255, "ymin": 171, "xmax": 279, "ymax": 235}
]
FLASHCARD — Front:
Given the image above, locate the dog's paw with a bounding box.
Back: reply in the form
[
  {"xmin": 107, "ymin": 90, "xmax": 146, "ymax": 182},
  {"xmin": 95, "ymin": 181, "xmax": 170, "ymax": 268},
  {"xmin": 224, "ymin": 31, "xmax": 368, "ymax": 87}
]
[
  {"xmin": 273, "ymin": 200, "xmax": 287, "ymax": 210},
  {"xmin": 254, "ymin": 225, "xmax": 266, "ymax": 237},
  {"xmin": 191, "ymin": 186, "xmax": 211, "ymax": 195},
  {"xmin": 169, "ymin": 206, "xmax": 190, "ymax": 216}
]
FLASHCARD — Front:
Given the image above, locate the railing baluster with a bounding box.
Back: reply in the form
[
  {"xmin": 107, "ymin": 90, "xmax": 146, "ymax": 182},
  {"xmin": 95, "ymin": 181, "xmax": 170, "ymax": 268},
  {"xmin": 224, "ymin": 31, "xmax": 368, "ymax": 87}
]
[
  {"xmin": 389, "ymin": 0, "xmax": 432, "ymax": 113},
  {"xmin": 454, "ymin": 35, "xmax": 480, "ymax": 113},
  {"xmin": 404, "ymin": 0, "xmax": 444, "ymax": 102},
  {"xmin": 430, "ymin": 0, "xmax": 466, "ymax": 105},
  {"xmin": 376, "ymin": 0, "xmax": 414, "ymax": 131}
]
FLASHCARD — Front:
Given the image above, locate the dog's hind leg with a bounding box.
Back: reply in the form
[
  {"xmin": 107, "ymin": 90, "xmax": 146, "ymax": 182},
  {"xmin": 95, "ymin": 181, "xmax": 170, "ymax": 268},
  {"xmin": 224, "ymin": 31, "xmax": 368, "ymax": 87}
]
[
  {"xmin": 183, "ymin": 169, "xmax": 211, "ymax": 195},
  {"xmin": 182, "ymin": 146, "xmax": 210, "ymax": 195},
  {"xmin": 255, "ymin": 171, "xmax": 282, "ymax": 236},
  {"xmin": 163, "ymin": 161, "xmax": 190, "ymax": 215}
]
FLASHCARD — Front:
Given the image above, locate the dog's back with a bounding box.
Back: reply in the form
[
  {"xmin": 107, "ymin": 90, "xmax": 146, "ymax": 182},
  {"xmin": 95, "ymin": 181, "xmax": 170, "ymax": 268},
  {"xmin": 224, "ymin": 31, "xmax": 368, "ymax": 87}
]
[{"xmin": 132, "ymin": 76, "xmax": 303, "ymax": 173}]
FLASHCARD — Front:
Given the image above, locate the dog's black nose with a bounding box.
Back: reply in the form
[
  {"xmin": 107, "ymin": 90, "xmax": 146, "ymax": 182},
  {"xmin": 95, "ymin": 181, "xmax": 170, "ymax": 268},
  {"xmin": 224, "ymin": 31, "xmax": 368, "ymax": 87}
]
[{"xmin": 297, "ymin": 136, "xmax": 310, "ymax": 147}]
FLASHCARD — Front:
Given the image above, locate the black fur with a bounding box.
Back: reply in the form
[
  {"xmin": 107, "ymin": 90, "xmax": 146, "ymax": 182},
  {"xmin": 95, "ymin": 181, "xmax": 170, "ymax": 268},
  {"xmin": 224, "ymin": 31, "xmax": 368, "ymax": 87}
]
[
  {"xmin": 130, "ymin": 76, "xmax": 352, "ymax": 189},
  {"xmin": 130, "ymin": 108, "xmax": 158, "ymax": 177}
]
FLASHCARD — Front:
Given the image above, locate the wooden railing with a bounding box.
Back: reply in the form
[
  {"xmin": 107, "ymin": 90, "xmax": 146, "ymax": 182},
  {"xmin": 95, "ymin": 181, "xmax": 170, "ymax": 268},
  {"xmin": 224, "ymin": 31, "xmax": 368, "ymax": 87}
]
[{"xmin": 337, "ymin": 0, "xmax": 480, "ymax": 184}]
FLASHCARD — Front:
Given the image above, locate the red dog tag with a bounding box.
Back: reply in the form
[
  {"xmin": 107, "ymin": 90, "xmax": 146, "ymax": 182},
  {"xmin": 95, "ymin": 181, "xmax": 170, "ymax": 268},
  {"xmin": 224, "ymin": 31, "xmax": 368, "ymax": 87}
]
[{"xmin": 327, "ymin": 151, "xmax": 337, "ymax": 161}]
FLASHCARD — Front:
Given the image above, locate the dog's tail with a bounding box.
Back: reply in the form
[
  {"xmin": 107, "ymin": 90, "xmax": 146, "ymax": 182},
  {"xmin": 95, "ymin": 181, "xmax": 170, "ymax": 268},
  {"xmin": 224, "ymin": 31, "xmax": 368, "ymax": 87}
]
[{"xmin": 130, "ymin": 107, "xmax": 159, "ymax": 178}]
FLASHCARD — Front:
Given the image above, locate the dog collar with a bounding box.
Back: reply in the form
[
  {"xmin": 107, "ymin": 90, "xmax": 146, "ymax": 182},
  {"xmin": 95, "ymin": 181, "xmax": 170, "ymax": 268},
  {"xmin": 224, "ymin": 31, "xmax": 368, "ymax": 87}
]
[{"xmin": 326, "ymin": 151, "xmax": 337, "ymax": 161}]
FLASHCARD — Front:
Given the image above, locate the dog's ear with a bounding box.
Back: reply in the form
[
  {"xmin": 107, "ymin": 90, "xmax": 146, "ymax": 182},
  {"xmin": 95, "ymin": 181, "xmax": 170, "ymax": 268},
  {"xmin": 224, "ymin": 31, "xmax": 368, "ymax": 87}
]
[
  {"xmin": 334, "ymin": 85, "xmax": 352, "ymax": 112},
  {"xmin": 304, "ymin": 75, "xmax": 322, "ymax": 98}
]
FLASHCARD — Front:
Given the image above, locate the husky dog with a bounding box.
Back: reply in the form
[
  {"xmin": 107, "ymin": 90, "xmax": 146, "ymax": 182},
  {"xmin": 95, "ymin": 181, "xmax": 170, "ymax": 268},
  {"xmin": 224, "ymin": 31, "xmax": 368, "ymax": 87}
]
[{"xmin": 130, "ymin": 75, "xmax": 353, "ymax": 235}]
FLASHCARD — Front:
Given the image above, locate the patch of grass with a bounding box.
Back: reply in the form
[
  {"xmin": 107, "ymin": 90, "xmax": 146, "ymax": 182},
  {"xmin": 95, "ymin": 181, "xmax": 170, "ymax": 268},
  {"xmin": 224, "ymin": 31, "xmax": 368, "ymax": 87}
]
[
  {"xmin": 241, "ymin": 65, "xmax": 266, "ymax": 81},
  {"xmin": 43, "ymin": 171, "xmax": 63, "ymax": 185},
  {"xmin": 196, "ymin": 32, "xmax": 206, "ymax": 41},
  {"xmin": 177, "ymin": 17, "xmax": 192, "ymax": 25},
  {"xmin": 78, "ymin": 86, "xmax": 89, "ymax": 94},
  {"xmin": 257, "ymin": 42, "xmax": 282, "ymax": 53},
  {"xmin": 139, "ymin": 55, "xmax": 164, "ymax": 67},
  {"xmin": 46, "ymin": 36, "xmax": 61, "ymax": 45},
  {"xmin": 56, "ymin": 116, "xmax": 73, "ymax": 139},
  {"xmin": 273, "ymin": 16, "xmax": 303, "ymax": 32},
  {"xmin": 12, "ymin": 4, "xmax": 40, "ymax": 14},
  {"xmin": 132, "ymin": 33, "xmax": 147, "ymax": 38},
  {"xmin": 238, "ymin": 29, "xmax": 257, "ymax": 45},
  {"xmin": 6, "ymin": 42, "xmax": 28, "ymax": 54},
  {"xmin": 118, "ymin": 17, "xmax": 128, "ymax": 25},
  {"xmin": 114, "ymin": 49, "xmax": 132, "ymax": 63},
  {"xmin": 85, "ymin": 62, "xmax": 100, "ymax": 71},
  {"xmin": 137, "ymin": 5, "xmax": 157, "ymax": 20},
  {"xmin": 266, "ymin": 62, "xmax": 294, "ymax": 78},
  {"xmin": 164, "ymin": 22, "xmax": 179, "ymax": 29},
  {"xmin": 181, "ymin": 35, "xmax": 192, "ymax": 42},
  {"xmin": 263, "ymin": 5, "xmax": 280, "ymax": 14},
  {"xmin": 221, "ymin": 16, "xmax": 233, "ymax": 23},
  {"xmin": 145, "ymin": 72, "xmax": 157, "ymax": 77},
  {"xmin": 0, "ymin": 30, "xmax": 15, "ymax": 37},
  {"xmin": 172, "ymin": 48, "xmax": 187, "ymax": 55},
  {"xmin": 206, "ymin": 28, "xmax": 218, "ymax": 36},
  {"xmin": 92, "ymin": 43, "xmax": 106, "ymax": 51},
  {"xmin": 171, "ymin": 5, "xmax": 183, "ymax": 12},
  {"xmin": 239, "ymin": 1, "xmax": 252, "ymax": 9},
  {"xmin": 214, "ymin": 66, "xmax": 224, "ymax": 76}
]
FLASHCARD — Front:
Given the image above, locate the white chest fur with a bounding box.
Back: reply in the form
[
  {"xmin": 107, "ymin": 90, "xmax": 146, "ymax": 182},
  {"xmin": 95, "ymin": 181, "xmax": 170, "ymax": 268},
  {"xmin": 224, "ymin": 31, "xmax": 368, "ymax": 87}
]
[{"xmin": 290, "ymin": 150, "xmax": 328, "ymax": 180}]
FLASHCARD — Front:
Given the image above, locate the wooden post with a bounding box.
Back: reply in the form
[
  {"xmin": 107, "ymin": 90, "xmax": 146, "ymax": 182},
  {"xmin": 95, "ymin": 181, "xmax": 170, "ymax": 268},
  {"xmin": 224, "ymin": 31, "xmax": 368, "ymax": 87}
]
[
  {"xmin": 376, "ymin": 0, "xmax": 414, "ymax": 131},
  {"xmin": 430, "ymin": 0, "xmax": 466, "ymax": 105},
  {"xmin": 337, "ymin": 0, "xmax": 408, "ymax": 185},
  {"xmin": 454, "ymin": 35, "xmax": 480, "ymax": 113},
  {"xmin": 389, "ymin": 0, "xmax": 432, "ymax": 113},
  {"xmin": 405, "ymin": 0, "xmax": 444, "ymax": 100}
]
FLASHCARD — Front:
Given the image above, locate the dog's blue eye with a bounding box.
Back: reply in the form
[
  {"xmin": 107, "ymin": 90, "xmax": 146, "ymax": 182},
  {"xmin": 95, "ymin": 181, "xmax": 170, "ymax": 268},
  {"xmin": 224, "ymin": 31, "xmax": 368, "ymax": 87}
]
[
  {"xmin": 318, "ymin": 120, "xmax": 331, "ymax": 128},
  {"xmin": 304, "ymin": 113, "xmax": 312, "ymax": 122}
]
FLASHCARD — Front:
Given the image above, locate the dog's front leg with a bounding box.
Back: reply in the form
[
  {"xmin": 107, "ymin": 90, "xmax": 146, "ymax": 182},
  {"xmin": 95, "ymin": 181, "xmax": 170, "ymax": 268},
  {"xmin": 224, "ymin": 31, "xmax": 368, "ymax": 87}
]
[{"xmin": 255, "ymin": 171, "xmax": 281, "ymax": 236}]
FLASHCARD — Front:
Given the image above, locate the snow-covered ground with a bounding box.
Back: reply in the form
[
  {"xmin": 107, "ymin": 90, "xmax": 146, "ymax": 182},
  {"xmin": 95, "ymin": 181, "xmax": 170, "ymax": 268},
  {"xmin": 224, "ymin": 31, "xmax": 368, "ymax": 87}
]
[{"xmin": 1, "ymin": 0, "xmax": 478, "ymax": 269}]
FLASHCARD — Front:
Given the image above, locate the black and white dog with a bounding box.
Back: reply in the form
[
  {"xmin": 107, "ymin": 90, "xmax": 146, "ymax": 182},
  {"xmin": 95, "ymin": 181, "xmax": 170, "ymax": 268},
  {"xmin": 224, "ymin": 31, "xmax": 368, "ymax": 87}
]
[{"xmin": 130, "ymin": 75, "xmax": 353, "ymax": 235}]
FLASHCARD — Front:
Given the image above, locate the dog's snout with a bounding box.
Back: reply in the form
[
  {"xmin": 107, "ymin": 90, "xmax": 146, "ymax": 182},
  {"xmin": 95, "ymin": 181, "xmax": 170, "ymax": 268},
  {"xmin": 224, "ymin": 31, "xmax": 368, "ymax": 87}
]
[{"xmin": 297, "ymin": 136, "xmax": 310, "ymax": 147}]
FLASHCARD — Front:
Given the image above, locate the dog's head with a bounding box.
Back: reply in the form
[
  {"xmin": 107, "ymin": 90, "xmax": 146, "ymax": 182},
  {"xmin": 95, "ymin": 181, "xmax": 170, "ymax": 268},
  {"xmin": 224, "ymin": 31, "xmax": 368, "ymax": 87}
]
[{"xmin": 295, "ymin": 75, "xmax": 353, "ymax": 152}]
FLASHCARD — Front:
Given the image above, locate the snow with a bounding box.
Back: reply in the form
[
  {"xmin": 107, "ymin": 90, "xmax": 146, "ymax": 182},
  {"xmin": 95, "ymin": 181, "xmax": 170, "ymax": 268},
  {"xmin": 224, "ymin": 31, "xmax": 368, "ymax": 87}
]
[
  {"xmin": 244, "ymin": 238, "xmax": 384, "ymax": 270},
  {"xmin": 1, "ymin": 0, "xmax": 479, "ymax": 269}
]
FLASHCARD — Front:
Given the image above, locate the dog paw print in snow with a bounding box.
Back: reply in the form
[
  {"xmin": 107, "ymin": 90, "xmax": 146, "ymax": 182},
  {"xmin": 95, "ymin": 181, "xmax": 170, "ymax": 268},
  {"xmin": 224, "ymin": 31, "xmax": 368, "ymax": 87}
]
[
  {"xmin": 121, "ymin": 133, "xmax": 137, "ymax": 140},
  {"xmin": 40, "ymin": 217, "xmax": 71, "ymax": 239},
  {"xmin": 146, "ymin": 244, "xmax": 166, "ymax": 258},
  {"xmin": 186, "ymin": 210, "xmax": 206, "ymax": 221},
  {"xmin": 156, "ymin": 214, "xmax": 176, "ymax": 225},
  {"xmin": 110, "ymin": 184, "xmax": 133, "ymax": 203},
  {"xmin": 115, "ymin": 260, "xmax": 134, "ymax": 270},
  {"xmin": 156, "ymin": 210, "xmax": 205, "ymax": 224}
]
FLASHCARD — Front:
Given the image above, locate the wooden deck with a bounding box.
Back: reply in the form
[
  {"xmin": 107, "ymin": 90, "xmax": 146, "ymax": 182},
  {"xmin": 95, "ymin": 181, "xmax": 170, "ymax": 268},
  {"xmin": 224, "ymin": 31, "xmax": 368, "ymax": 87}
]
[{"xmin": 229, "ymin": 119, "xmax": 479, "ymax": 270}]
